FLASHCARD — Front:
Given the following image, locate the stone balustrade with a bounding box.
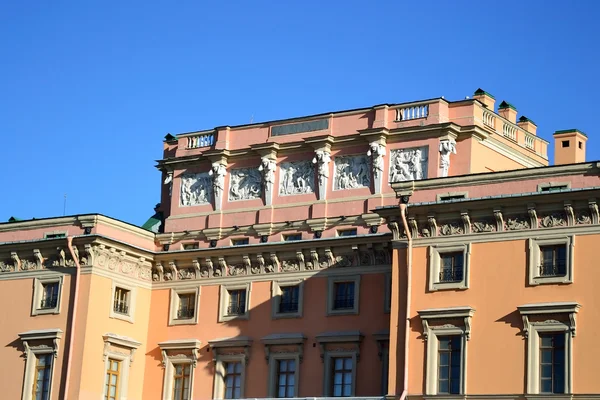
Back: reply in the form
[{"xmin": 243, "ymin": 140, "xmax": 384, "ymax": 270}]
[
  {"xmin": 186, "ymin": 133, "xmax": 215, "ymax": 149},
  {"xmin": 395, "ymin": 103, "xmax": 429, "ymax": 121}
]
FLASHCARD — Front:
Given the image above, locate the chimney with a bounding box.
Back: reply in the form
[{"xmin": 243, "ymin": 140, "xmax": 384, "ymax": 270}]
[
  {"xmin": 473, "ymin": 88, "xmax": 495, "ymax": 109},
  {"xmin": 498, "ymin": 101, "xmax": 517, "ymax": 123},
  {"xmin": 517, "ymin": 116, "xmax": 537, "ymax": 136},
  {"xmin": 553, "ymin": 129, "xmax": 587, "ymax": 165}
]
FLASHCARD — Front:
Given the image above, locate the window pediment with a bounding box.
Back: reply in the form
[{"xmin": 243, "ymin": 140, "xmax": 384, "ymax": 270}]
[{"xmin": 517, "ymin": 302, "xmax": 581, "ymax": 337}]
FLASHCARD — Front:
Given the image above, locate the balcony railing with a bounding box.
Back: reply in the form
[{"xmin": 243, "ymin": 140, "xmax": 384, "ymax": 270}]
[
  {"xmin": 525, "ymin": 133, "xmax": 535, "ymax": 150},
  {"xmin": 395, "ymin": 104, "xmax": 429, "ymax": 121},
  {"xmin": 40, "ymin": 297, "xmax": 58, "ymax": 309},
  {"xmin": 227, "ymin": 303, "xmax": 246, "ymax": 315},
  {"xmin": 113, "ymin": 302, "xmax": 129, "ymax": 315},
  {"xmin": 177, "ymin": 307, "xmax": 195, "ymax": 319},
  {"xmin": 539, "ymin": 262, "xmax": 566, "ymax": 277},
  {"xmin": 483, "ymin": 110, "xmax": 495, "ymax": 128},
  {"xmin": 502, "ymin": 123, "xmax": 517, "ymax": 141},
  {"xmin": 439, "ymin": 268, "xmax": 463, "ymax": 283},
  {"xmin": 186, "ymin": 133, "xmax": 215, "ymax": 149}
]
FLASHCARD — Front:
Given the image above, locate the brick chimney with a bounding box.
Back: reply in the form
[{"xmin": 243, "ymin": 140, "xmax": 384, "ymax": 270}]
[
  {"xmin": 517, "ymin": 116, "xmax": 537, "ymax": 136},
  {"xmin": 473, "ymin": 88, "xmax": 495, "ymax": 109},
  {"xmin": 553, "ymin": 129, "xmax": 587, "ymax": 165},
  {"xmin": 498, "ymin": 101, "xmax": 517, "ymax": 123}
]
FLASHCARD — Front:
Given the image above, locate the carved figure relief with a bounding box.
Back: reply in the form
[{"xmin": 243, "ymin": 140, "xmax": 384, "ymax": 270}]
[
  {"xmin": 540, "ymin": 214, "xmax": 566, "ymax": 228},
  {"xmin": 576, "ymin": 212, "xmax": 591, "ymax": 225},
  {"xmin": 389, "ymin": 146, "xmax": 428, "ymax": 182},
  {"xmin": 228, "ymin": 168, "xmax": 262, "ymax": 201},
  {"xmin": 180, "ymin": 172, "xmax": 213, "ymax": 206},
  {"xmin": 367, "ymin": 143, "xmax": 385, "ymax": 179},
  {"xmin": 333, "ymin": 155, "xmax": 370, "ymax": 190},
  {"xmin": 439, "ymin": 139, "xmax": 457, "ymax": 177},
  {"xmin": 312, "ymin": 150, "xmax": 331, "ymax": 186},
  {"xmin": 471, "ymin": 221, "xmax": 495, "ymax": 233},
  {"xmin": 506, "ymin": 217, "xmax": 530, "ymax": 231},
  {"xmin": 208, "ymin": 162, "xmax": 227, "ymax": 197},
  {"xmin": 440, "ymin": 223, "xmax": 463, "ymax": 236},
  {"xmin": 279, "ymin": 161, "xmax": 315, "ymax": 196}
]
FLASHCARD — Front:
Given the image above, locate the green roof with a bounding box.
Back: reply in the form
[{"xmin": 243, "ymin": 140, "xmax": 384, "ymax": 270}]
[
  {"xmin": 164, "ymin": 133, "xmax": 176, "ymax": 142},
  {"xmin": 8, "ymin": 216, "xmax": 22, "ymax": 222},
  {"xmin": 473, "ymin": 88, "xmax": 495, "ymax": 99},
  {"xmin": 498, "ymin": 100, "xmax": 517, "ymax": 110},
  {"xmin": 141, "ymin": 211, "xmax": 163, "ymax": 233},
  {"xmin": 518, "ymin": 115, "xmax": 537, "ymax": 125},
  {"xmin": 553, "ymin": 129, "xmax": 588, "ymax": 138}
]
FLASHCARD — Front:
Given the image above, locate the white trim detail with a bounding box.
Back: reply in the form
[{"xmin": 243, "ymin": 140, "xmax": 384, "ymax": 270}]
[
  {"xmin": 326, "ymin": 275, "xmax": 361, "ymax": 316},
  {"xmin": 428, "ymin": 244, "xmax": 471, "ymax": 291},
  {"xmin": 31, "ymin": 275, "xmax": 64, "ymax": 316},
  {"xmin": 218, "ymin": 282, "xmax": 251, "ymax": 322},
  {"xmin": 158, "ymin": 339, "xmax": 201, "ymax": 400},
  {"xmin": 168, "ymin": 286, "xmax": 200, "ymax": 326},
  {"xmin": 102, "ymin": 333, "xmax": 141, "ymax": 399},
  {"xmin": 528, "ymin": 236, "xmax": 574, "ymax": 285},
  {"xmin": 109, "ymin": 279, "xmax": 137, "ymax": 323},
  {"xmin": 271, "ymin": 279, "xmax": 304, "ymax": 319},
  {"xmin": 18, "ymin": 329, "xmax": 63, "ymax": 400}
]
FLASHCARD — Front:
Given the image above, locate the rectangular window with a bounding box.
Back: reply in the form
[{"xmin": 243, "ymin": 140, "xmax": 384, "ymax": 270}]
[
  {"xmin": 439, "ymin": 194, "xmax": 466, "ymax": 201},
  {"xmin": 279, "ymin": 286, "xmax": 299, "ymax": 314},
  {"xmin": 539, "ymin": 333, "xmax": 565, "ymax": 394},
  {"xmin": 104, "ymin": 358, "xmax": 121, "ymax": 400},
  {"xmin": 333, "ymin": 282, "xmax": 355, "ymax": 310},
  {"xmin": 540, "ymin": 185, "xmax": 568, "ymax": 192},
  {"xmin": 539, "ymin": 245, "xmax": 567, "ymax": 277},
  {"xmin": 40, "ymin": 282, "xmax": 59, "ymax": 310},
  {"xmin": 183, "ymin": 243, "xmax": 199, "ymax": 250},
  {"xmin": 227, "ymin": 289, "xmax": 247, "ymax": 316},
  {"xmin": 113, "ymin": 287, "xmax": 130, "ymax": 315},
  {"xmin": 331, "ymin": 357, "xmax": 353, "ymax": 397},
  {"xmin": 224, "ymin": 362, "xmax": 242, "ymax": 399},
  {"xmin": 231, "ymin": 238, "xmax": 249, "ymax": 246},
  {"xmin": 283, "ymin": 233, "xmax": 302, "ymax": 241},
  {"xmin": 44, "ymin": 232, "xmax": 66, "ymax": 239},
  {"xmin": 337, "ymin": 229, "xmax": 357, "ymax": 237},
  {"xmin": 562, "ymin": 140, "xmax": 570, "ymax": 148},
  {"xmin": 276, "ymin": 359, "xmax": 296, "ymax": 398},
  {"xmin": 173, "ymin": 364, "xmax": 191, "ymax": 400},
  {"xmin": 439, "ymin": 252, "xmax": 464, "ymax": 283},
  {"xmin": 32, "ymin": 354, "xmax": 52, "ymax": 400},
  {"xmin": 177, "ymin": 293, "xmax": 196, "ymax": 320},
  {"xmin": 437, "ymin": 336, "xmax": 462, "ymax": 395}
]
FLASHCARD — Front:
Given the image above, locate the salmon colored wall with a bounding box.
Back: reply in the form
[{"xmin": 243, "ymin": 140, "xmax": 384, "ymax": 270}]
[
  {"xmin": 76, "ymin": 274, "xmax": 152, "ymax": 400},
  {"xmin": 406, "ymin": 234, "xmax": 600, "ymax": 394},
  {"xmin": 0, "ymin": 273, "xmax": 73, "ymax": 400},
  {"xmin": 0, "ymin": 224, "xmax": 85, "ymax": 243},
  {"xmin": 94, "ymin": 223, "xmax": 157, "ymax": 251},
  {"xmin": 144, "ymin": 273, "xmax": 390, "ymax": 399},
  {"xmin": 470, "ymin": 140, "xmax": 529, "ymax": 173}
]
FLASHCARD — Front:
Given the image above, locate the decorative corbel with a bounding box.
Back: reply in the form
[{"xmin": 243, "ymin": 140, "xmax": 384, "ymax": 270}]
[
  {"xmin": 255, "ymin": 254, "xmax": 265, "ymax": 271},
  {"xmin": 242, "ymin": 255, "xmax": 251, "ymax": 274},
  {"xmin": 461, "ymin": 211, "xmax": 471, "ymax": 234},
  {"xmin": 387, "ymin": 220, "xmax": 400, "ymax": 240},
  {"xmin": 296, "ymin": 251, "xmax": 305, "ymax": 270},
  {"xmin": 161, "ymin": 349, "xmax": 168, "ymax": 368},
  {"xmin": 464, "ymin": 315, "xmax": 473, "ymax": 341},
  {"xmin": 421, "ymin": 319, "xmax": 430, "ymax": 341},
  {"xmin": 323, "ymin": 248, "xmax": 335, "ymax": 268},
  {"xmin": 297, "ymin": 342, "xmax": 304, "ymax": 363},
  {"xmin": 129, "ymin": 348, "xmax": 137, "ymax": 367},
  {"xmin": 191, "ymin": 348, "xmax": 199, "ymax": 368},
  {"xmin": 564, "ymin": 202, "xmax": 575, "ymax": 226},
  {"xmin": 408, "ymin": 217, "xmax": 419, "ymax": 238},
  {"xmin": 355, "ymin": 342, "xmax": 361, "ymax": 362},
  {"xmin": 11, "ymin": 252, "xmax": 21, "ymax": 271},
  {"xmin": 319, "ymin": 343, "xmax": 326, "ymax": 363},
  {"xmin": 218, "ymin": 257, "xmax": 228, "ymax": 276},
  {"xmin": 103, "ymin": 341, "xmax": 111, "ymax": 362},
  {"xmin": 192, "ymin": 259, "xmax": 201, "ymax": 278},
  {"xmin": 154, "ymin": 262, "xmax": 164, "ymax": 281},
  {"xmin": 570, "ymin": 312, "xmax": 578, "ymax": 338},
  {"xmin": 589, "ymin": 199, "xmax": 599, "ymax": 224},
  {"xmin": 33, "ymin": 249, "xmax": 43, "ymax": 269},
  {"xmin": 22, "ymin": 341, "xmax": 30, "ymax": 359},
  {"xmin": 53, "ymin": 338, "xmax": 60, "ymax": 358},
  {"xmin": 427, "ymin": 216, "xmax": 438, "ymax": 237},
  {"xmin": 57, "ymin": 248, "xmax": 66, "ymax": 267},
  {"xmin": 493, "ymin": 209, "xmax": 504, "ymax": 232},
  {"xmin": 269, "ymin": 253, "xmax": 280, "ymax": 272},
  {"xmin": 168, "ymin": 261, "xmax": 178, "ymax": 280},
  {"xmin": 263, "ymin": 344, "xmax": 270, "ymax": 364},
  {"xmin": 84, "ymin": 244, "xmax": 95, "ymax": 266},
  {"xmin": 244, "ymin": 346, "xmax": 250, "ymax": 365},
  {"xmin": 310, "ymin": 249, "xmax": 319, "ymax": 269},
  {"xmin": 527, "ymin": 204, "xmax": 538, "ymax": 229},
  {"xmin": 521, "ymin": 315, "xmax": 530, "ymax": 338}
]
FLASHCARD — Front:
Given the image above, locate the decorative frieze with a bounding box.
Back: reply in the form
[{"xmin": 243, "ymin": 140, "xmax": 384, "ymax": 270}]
[
  {"xmin": 279, "ymin": 161, "xmax": 315, "ymax": 196},
  {"xmin": 180, "ymin": 172, "xmax": 213, "ymax": 206},
  {"xmin": 389, "ymin": 146, "xmax": 428, "ymax": 182},
  {"xmin": 333, "ymin": 155, "xmax": 370, "ymax": 190},
  {"xmin": 229, "ymin": 167, "xmax": 262, "ymax": 201}
]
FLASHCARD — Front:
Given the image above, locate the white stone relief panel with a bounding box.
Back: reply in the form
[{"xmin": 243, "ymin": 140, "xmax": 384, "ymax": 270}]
[
  {"xmin": 279, "ymin": 161, "xmax": 315, "ymax": 196},
  {"xmin": 333, "ymin": 155, "xmax": 371, "ymax": 190},
  {"xmin": 228, "ymin": 167, "xmax": 262, "ymax": 201},
  {"xmin": 180, "ymin": 172, "xmax": 213, "ymax": 206},
  {"xmin": 389, "ymin": 146, "xmax": 428, "ymax": 182}
]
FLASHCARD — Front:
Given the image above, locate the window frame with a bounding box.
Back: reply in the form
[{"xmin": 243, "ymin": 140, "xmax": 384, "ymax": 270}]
[
  {"xmin": 102, "ymin": 333, "xmax": 141, "ymax": 400},
  {"xmin": 518, "ymin": 302, "xmax": 580, "ymax": 395},
  {"xmin": 231, "ymin": 238, "xmax": 249, "ymax": 246},
  {"xmin": 104, "ymin": 358, "xmax": 121, "ymax": 400},
  {"xmin": 428, "ymin": 243, "xmax": 471, "ymax": 291},
  {"xmin": 168, "ymin": 286, "xmax": 200, "ymax": 326},
  {"xmin": 109, "ymin": 280, "xmax": 137, "ymax": 323},
  {"xmin": 337, "ymin": 228, "xmax": 358, "ymax": 237},
  {"xmin": 271, "ymin": 279, "xmax": 304, "ymax": 319},
  {"xmin": 218, "ymin": 283, "xmax": 251, "ymax": 322},
  {"xmin": 18, "ymin": 329, "xmax": 63, "ymax": 400},
  {"xmin": 158, "ymin": 339, "xmax": 201, "ymax": 400},
  {"xmin": 528, "ymin": 236, "xmax": 574, "ymax": 285},
  {"xmin": 212, "ymin": 353, "xmax": 247, "ymax": 399},
  {"xmin": 324, "ymin": 351, "xmax": 358, "ymax": 397},
  {"xmin": 262, "ymin": 333, "xmax": 305, "ymax": 398},
  {"xmin": 327, "ymin": 275, "xmax": 361, "ymax": 316},
  {"xmin": 282, "ymin": 233, "xmax": 303, "ymax": 241},
  {"xmin": 316, "ymin": 331, "xmax": 363, "ymax": 397},
  {"xmin": 417, "ymin": 306, "xmax": 475, "ymax": 396},
  {"xmin": 31, "ymin": 276, "xmax": 64, "ymax": 316}
]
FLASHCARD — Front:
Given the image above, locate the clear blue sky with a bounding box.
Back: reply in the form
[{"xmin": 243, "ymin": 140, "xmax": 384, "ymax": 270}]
[{"xmin": 1, "ymin": 0, "xmax": 598, "ymax": 226}]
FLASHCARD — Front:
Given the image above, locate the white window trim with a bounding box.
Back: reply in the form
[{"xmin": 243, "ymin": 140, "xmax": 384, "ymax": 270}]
[
  {"xmin": 518, "ymin": 302, "xmax": 580, "ymax": 395},
  {"xmin": 168, "ymin": 286, "xmax": 200, "ymax": 326},
  {"xmin": 336, "ymin": 228, "xmax": 358, "ymax": 237},
  {"xmin": 327, "ymin": 275, "xmax": 361, "ymax": 316},
  {"xmin": 158, "ymin": 339, "xmax": 201, "ymax": 400},
  {"xmin": 109, "ymin": 280, "xmax": 137, "ymax": 323},
  {"xmin": 528, "ymin": 236, "xmax": 574, "ymax": 285},
  {"xmin": 209, "ymin": 337, "xmax": 252, "ymax": 400},
  {"xmin": 417, "ymin": 306, "xmax": 475, "ymax": 395},
  {"xmin": 31, "ymin": 275, "xmax": 64, "ymax": 316},
  {"xmin": 18, "ymin": 329, "xmax": 63, "ymax": 400},
  {"xmin": 102, "ymin": 333, "xmax": 141, "ymax": 400},
  {"xmin": 218, "ymin": 282, "xmax": 251, "ymax": 322},
  {"xmin": 262, "ymin": 333, "xmax": 305, "ymax": 398},
  {"xmin": 271, "ymin": 279, "xmax": 304, "ymax": 319},
  {"xmin": 428, "ymin": 243, "xmax": 471, "ymax": 291}
]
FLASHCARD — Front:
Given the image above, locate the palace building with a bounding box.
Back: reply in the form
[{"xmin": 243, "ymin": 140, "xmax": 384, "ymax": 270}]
[{"xmin": 1, "ymin": 88, "xmax": 599, "ymax": 400}]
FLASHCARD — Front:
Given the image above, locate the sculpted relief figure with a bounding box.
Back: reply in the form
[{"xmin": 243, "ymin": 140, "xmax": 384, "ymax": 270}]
[
  {"xmin": 229, "ymin": 167, "xmax": 262, "ymax": 201},
  {"xmin": 208, "ymin": 162, "xmax": 227, "ymax": 196},
  {"xmin": 180, "ymin": 172, "xmax": 213, "ymax": 206},
  {"xmin": 312, "ymin": 150, "xmax": 331, "ymax": 186},
  {"xmin": 439, "ymin": 139, "xmax": 457, "ymax": 177},
  {"xmin": 279, "ymin": 161, "xmax": 315, "ymax": 196},
  {"xmin": 334, "ymin": 155, "xmax": 370, "ymax": 190},
  {"xmin": 258, "ymin": 157, "xmax": 276, "ymax": 188},
  {"xmin": 367, "ymin": 143, "xmax": 385, "ymax": 178},
  {"xmin": 389, "ymin": 146, "xmax": 428, "ymax": 182}
]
